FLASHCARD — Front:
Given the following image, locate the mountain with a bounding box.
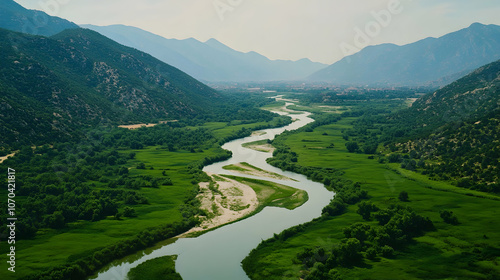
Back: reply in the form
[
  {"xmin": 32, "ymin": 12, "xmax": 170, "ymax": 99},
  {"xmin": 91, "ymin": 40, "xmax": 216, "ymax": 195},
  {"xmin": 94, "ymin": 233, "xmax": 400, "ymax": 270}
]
[
  {"xmin": 410, "ymin": 59, "xmax": 500, "ymax": 125},
  {"xmin": 388, "ymin": 59, "xmax": 500, "ymax": 192},
  {"xmin": 309, "ymin": 23, "xmax": 500, "ymax": 87},
  {"xmin": 80, "ymin": 24, "xmax": 327, "ymax": 82},
  {"xmin": 0, "ymin": 0, "xmax": 78, "ymax": 36},
  {"xmin": 0, "ymin": 27, "xmax": 221, "ymax": 148}
]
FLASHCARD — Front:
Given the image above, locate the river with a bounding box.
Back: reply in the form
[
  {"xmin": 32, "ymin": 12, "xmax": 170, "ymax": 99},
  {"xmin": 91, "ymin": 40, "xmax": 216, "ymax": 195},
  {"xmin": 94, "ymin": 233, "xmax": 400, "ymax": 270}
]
[{"xmin": 91, "ymin": 105, "xmax": 334, "ymax": 280}]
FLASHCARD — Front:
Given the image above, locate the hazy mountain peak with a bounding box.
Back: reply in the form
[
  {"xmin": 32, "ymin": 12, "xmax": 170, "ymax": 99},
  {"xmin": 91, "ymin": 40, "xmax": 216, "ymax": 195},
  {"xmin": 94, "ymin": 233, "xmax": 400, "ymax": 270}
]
[
  {"xmin": 84, "ymin": 24, "xmax": 327, "ymax": 82},
  {"xmin": 309, "ymin": 23, "xmax": 500, "ymax": 86},
  {"xmin": 0, "ymin": 0, "xmax": 78, "ymax": 36}
]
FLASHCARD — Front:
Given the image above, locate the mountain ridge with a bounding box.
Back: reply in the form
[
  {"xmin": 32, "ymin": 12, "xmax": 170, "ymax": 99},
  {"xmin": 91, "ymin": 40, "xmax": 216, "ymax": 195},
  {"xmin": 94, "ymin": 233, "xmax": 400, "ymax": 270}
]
[
  {"xmin": 81, "ymin": 24, "xmax": 327, "ymax": 82},
  {"xmin": 309, "ymin": 23, "xmax": 500, "ymax": 87},
  {"xmin": 0, "ymin": 0, "xmax": 79, "ymax": 36}
]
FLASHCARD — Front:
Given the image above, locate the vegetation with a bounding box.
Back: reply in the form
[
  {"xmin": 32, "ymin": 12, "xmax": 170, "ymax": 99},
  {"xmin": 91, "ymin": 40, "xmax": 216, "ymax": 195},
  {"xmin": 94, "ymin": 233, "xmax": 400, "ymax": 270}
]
[
  {"xmin": 0, "ymin": 88, "xmax": 290, "ymax": 279},
  {"xmin": 223, "ymin": 162, "xmax": 294, "ymax": 181},
  {"xmin": 128, "ymin": 256, "xmax": 182, "ymax": 280},
  {"xmin": 0, "ymin": 27, "xmax": 281, "ymax": 150},
  {"xmin": 242, "ymin": 96, "xmax": 500, "ymax": 280},
  {"xmin": 223, "ymin": 175, "xmax": 308, "ymax": 211}
]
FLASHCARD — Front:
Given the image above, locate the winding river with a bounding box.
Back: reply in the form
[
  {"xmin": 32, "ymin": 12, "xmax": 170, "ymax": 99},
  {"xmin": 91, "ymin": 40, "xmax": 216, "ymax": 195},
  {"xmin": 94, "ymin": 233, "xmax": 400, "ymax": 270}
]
[{"xmin": 91, "ymin": 105, "xmax": 334, "ymax": 280}]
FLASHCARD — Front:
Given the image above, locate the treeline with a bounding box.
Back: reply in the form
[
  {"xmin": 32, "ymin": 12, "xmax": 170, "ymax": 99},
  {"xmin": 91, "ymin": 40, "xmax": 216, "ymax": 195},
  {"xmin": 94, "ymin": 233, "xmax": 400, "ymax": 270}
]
[
  {"xmin": 292, "ymin": 88, "xmax": 422, "ymax": 105},
  {"xmin": 20, "ymin": 221, "xmax": 195, "ymax": 280}
]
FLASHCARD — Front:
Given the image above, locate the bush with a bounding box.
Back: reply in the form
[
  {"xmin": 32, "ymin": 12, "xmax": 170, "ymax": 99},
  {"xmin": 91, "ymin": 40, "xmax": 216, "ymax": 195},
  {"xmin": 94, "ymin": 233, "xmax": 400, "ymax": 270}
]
[
  {"xmin": 123, "ymin": 207, "xmax": 137, "ymax": 217},
  {"xmin": 440, "ymin": 210, "xmax": 459, "ymax": 225},
  {"xmin": 345, "ymin": 142, "xmax": 360, "ymax": 153},
  {"xmin": 356, "ymin": 201, "xmax": 379, "ymax": 220},
  {"xmin": 380, "ymin": 245, "xmax": 394, "ymax": 257},
  {"xmin": 398, "ymin": 191, "xmax": 409, "ymax": 202}
]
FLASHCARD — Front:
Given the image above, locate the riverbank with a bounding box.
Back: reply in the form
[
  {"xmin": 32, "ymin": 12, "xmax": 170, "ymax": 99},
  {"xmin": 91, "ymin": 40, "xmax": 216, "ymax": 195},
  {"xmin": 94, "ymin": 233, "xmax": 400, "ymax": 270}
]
[
  {"xmin": 223, "ymin": 162, "xmax": 295, "ymax": 181},
  {"xmin": 183, "ymin": 173, "xmax": 259, "ymax": 235},
  {"xmin": 182, "ymin": 172, "xmax": 307, "ymax": 237}
]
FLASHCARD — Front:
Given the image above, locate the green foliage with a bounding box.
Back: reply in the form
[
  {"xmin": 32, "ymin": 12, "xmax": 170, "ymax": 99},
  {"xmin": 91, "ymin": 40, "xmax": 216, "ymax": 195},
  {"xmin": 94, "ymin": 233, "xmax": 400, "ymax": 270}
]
[
  {"xmin": 398, "ymin": 191, "xmax": 409, "ymax": 202},
  {"xmin": 345, "ymin": 141, "xmax": 359, "ymax": 153},
  {"xmin": 122, "ymin": 207, "xmax": 136, "ymax": 217},
  {"xmin": 293, "ymin": 204, "xmax": 434, "ymax": 277},
  {"xmin": 241, "ymin": 103, "xmax": 500, "ymax": 280},
  {"xmin": 356, "ymin": 201, "xmax": 379, "ymax": 220},
  {"xmin": 440, "ymin": 210, "xmax": 459, "ymax": 225},
  {"xmin": 128, "ymin": 256, "xmax": 182, "ymax": 280}
]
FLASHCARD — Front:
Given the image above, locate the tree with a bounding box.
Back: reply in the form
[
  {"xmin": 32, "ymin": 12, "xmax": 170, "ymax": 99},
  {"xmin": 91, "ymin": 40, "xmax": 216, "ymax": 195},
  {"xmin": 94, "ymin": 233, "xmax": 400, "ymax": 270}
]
[
  {"xmin": 123, "ymin": 206, "xmax": 136, "ymax": 217},
  {"xmin": 356, "ymin": 201, "xmax": 379, "ymax": 220},
  {"xmin": 136, "ymin": 163, "xmax": 146, "ymax": 169},
  {"xmin": 345, "ymin": 142, "xmax": 359, "ymax": 153},
  {"xmin": 44, "ymin": 211, "xmax": 65, "ymax": 229},
  {"xmin": 343, "ymin": 223, "xmax": 373, "ymax": 243},
  {"xmin": 398, "ymin": 191, "xmax": 409, "ymax": 202}
]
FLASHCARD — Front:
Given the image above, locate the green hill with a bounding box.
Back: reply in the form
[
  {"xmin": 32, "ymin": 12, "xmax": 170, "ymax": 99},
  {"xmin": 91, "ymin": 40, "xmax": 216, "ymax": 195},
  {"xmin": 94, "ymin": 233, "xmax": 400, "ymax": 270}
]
[
  {"xmin": 387, "ymin": 59, "xmax": 500, "ymax": 192},
  {"xmin": 0, "ymin": 27, "xmax": 221, "ymax": 148}
]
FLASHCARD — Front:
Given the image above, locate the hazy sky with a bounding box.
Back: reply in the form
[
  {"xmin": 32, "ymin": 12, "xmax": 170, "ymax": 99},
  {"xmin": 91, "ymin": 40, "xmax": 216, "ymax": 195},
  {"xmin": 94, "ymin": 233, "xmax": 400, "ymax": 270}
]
[{"xmin": 14, "ymin": 0, "xmax": 500, "ymax": 64}]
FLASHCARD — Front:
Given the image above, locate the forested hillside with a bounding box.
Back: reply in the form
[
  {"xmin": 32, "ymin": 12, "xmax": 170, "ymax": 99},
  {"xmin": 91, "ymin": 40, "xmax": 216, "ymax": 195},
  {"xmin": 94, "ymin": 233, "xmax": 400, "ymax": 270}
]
[
  {"xmin": 384, "ymin": 59, "xmax": 500, "ymax": 192},
  {"xmin": 0, "ymin": 27, "xmax": 227, "ymax": 149}
]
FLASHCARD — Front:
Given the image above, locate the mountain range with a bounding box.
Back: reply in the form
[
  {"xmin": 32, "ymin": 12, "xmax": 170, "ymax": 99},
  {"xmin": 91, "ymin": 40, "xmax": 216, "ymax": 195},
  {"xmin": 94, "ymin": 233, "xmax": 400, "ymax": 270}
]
[
  {"xmin": 309, "ymin": 23, "xmax": 500, "ymax": 87},
  {"xmin": 80, "ymin": 24, "xmax": 327, "ymax": 82},
  {"xmin": 0, "ymin": 0, "xmax": 78, "ymax": 36}
]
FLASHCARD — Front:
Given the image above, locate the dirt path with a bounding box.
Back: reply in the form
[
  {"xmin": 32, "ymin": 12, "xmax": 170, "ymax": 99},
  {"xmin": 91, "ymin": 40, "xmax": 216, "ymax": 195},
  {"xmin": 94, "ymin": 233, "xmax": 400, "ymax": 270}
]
[
  {"xmin": 118, "ymin": 120, "xmax": 178, "ymax": 130},
  {"xmin": 0, "ymin": 152, "xmax": 16, "ymax": 164}
]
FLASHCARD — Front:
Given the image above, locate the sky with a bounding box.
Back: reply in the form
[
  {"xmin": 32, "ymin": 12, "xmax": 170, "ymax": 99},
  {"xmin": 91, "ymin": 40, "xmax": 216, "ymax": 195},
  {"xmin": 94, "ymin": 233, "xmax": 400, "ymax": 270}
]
[{"xmin": 14, "ymin": 0, "xmax": 500, "ymax": 64}]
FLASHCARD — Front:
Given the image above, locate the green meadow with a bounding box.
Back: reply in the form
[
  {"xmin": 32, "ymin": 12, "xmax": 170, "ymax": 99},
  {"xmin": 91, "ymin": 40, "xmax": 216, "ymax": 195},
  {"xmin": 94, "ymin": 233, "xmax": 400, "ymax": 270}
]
[
  {"xmin": 243, "ymin": 117, "xmax": 500, "ymax": 279},
  {"xmin": 128, "ymin": 256, "xmax": 181, "ymax": 280}
]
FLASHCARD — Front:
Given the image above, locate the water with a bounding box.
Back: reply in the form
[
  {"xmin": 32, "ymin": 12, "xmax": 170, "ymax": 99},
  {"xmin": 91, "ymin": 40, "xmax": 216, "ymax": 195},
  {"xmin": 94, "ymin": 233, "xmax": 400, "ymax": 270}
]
[{"xmin": 91, "ymin": 108, "xmax": 334, "ymax": 280}]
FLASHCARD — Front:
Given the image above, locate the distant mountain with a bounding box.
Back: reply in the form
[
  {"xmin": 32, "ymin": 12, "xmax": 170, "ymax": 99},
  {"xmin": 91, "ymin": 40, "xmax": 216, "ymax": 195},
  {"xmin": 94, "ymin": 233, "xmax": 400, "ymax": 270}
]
[
  {"xmin": 0, "ymin": 28, "xmax": 221, "ymax": 148},
  {"xmin": 309, "ymin": 23, "xmax": 500, "ymax": 87},
  {"xmin": 80, "ymin": 24, "xmax": 327, "ymax": 82},
  {"xmin": 0, "ymin": 0, "xmax": 78, "ymax": 36}
]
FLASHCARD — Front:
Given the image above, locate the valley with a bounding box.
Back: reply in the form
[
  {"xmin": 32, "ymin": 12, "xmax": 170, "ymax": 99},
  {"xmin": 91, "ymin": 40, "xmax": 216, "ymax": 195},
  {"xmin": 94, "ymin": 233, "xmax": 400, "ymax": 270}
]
[{"xmin": 1, "ymin": 1, "xmax": 500, "ymax": 279}]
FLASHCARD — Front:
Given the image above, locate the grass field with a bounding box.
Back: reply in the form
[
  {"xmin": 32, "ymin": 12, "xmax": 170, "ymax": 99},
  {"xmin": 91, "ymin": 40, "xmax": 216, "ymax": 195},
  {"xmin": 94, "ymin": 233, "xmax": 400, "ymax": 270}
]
[
  {"xmin": 243, "ymin": 117, "xmax": 500, "ymax": 280},
  {"xmin": 128, "ymin": 256, "xmax": 181, "ymax": 280}
]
